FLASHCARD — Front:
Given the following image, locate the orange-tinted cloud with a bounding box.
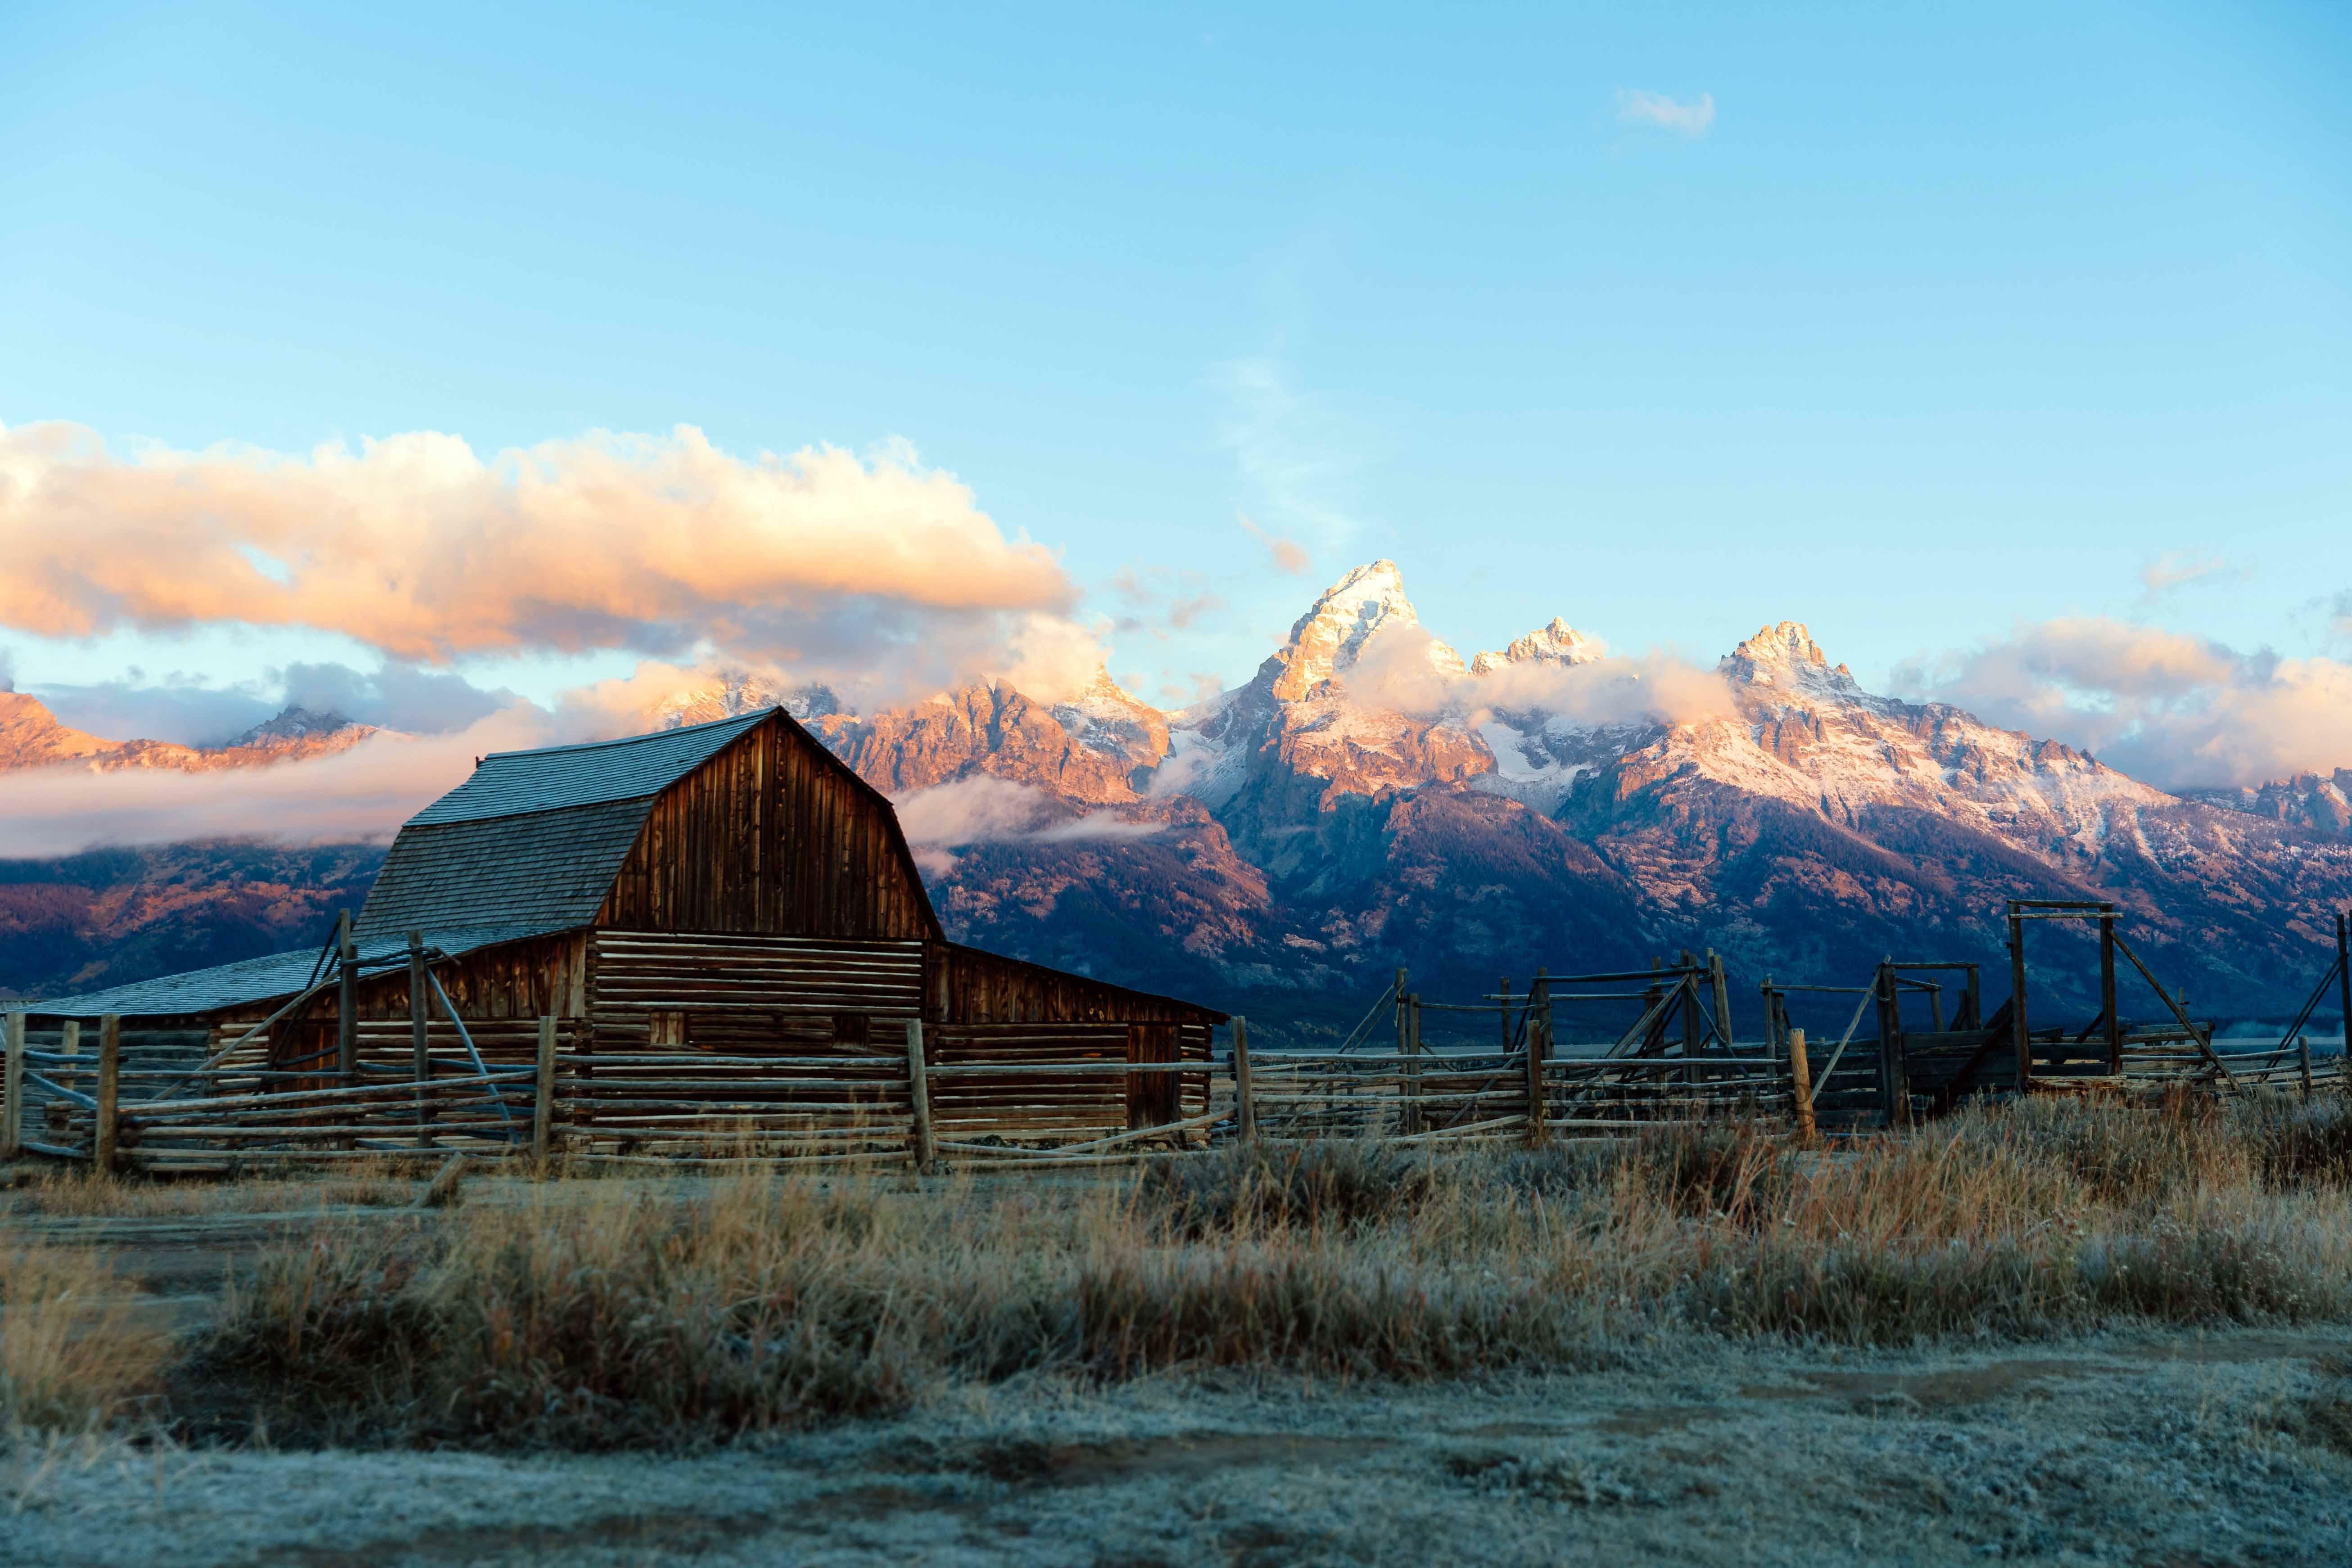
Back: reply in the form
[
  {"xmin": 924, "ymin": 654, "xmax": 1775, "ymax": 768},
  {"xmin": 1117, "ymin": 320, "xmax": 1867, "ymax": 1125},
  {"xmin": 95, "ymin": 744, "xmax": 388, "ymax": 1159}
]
[
  {"xmin": 0, "ymin": 421, "xmax": 1088, "ymax": 700},
  {"xmin": 1895, "ymin": 617, "xmax": 2352, "ymax": 789}
]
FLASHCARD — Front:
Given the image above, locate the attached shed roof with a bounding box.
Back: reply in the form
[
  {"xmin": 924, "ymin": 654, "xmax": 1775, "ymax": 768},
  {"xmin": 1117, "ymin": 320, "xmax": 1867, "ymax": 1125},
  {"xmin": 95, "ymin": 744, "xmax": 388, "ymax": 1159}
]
[
  {"xmin": 410, "ymin": 709, "xmax": 771, "ymax": 824},
  {"xmin": 30, "ymin": 926, "xmax": 552, "ymax": 1021}
]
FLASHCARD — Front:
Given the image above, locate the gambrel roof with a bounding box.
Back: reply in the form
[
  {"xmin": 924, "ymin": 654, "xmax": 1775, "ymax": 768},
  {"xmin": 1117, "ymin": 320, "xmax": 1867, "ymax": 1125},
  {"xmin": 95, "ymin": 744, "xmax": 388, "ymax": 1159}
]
[{"xmin": 354, "ymin": 710, "xmax": 789, "ymax": 941}]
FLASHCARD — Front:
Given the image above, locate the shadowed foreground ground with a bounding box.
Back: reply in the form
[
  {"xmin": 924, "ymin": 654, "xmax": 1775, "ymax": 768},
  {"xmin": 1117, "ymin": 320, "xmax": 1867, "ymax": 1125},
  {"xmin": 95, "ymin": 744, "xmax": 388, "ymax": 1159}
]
[{"xmin": 6, "ymin": 1328, "xmax": 2350, "ymax": 1565}]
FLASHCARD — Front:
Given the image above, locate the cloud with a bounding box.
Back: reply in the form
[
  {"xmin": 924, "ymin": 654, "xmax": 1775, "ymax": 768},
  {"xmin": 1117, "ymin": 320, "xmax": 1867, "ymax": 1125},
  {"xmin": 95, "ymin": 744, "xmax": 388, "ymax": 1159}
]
[
  {"xmin": 891, "ymin": 774, "xmax": 1163, "ymax": 875},
  {"xmin": 1340, "ymin": 623, "xmax": 1736, "ymax": 728},
  {"xmin": 28, "ymin": 660, "xmax": 520, "ymax": 746},
  {"xmin": 0, "ymin": 708, "xmax": 556, "ymax": 857},
  {"xmin": 1104, "ymin": 567, "xmax": 1227, "ymax": 649},
  {"xmin": 1893, "ymin": 618, "xmax": 2352, "ymax": 790},
  {"xmin": 1618, "ymin": 89, "xmax": 1715, "ymax": 137},
  {"xmin": 1218, "ymin": 358, "xmax": 1361, "ymax": 547},
  {"xmin": 279, "ymin": 660, "xmax": 516, "ymax": 734},
  {"xmin": 33, "ymin": 678, "xmax": 279, "ymax": 746},
  {"xmin": 0, "ymin": 420, "xmax": 1097, "ymax": 709},
  {"xmin": 2139, "ymin": 551, "xmax": 2245, "ymax": 600},
  {"xmin": 1238, "ymin": 513, "xmax": 1310, "ymax": 575}
]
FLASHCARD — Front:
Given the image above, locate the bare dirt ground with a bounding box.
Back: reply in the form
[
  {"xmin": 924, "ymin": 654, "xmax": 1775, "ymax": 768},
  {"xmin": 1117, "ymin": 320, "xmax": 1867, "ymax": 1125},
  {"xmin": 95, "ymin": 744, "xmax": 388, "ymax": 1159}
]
[{"xmin": 7, "ymin": 1170, "xmax": 2352, "ymax": 1564}]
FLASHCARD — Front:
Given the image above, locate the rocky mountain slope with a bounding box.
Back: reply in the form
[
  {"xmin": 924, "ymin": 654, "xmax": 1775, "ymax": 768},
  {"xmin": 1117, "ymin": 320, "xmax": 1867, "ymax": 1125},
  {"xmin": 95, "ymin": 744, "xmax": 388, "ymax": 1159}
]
[
  {"xmin": 790, "ymin": 563, "xmax": 2352, "ymax": 1029},
  {"xmin": 9, "ymin": 565, "xmax": 2352, "ymax": 1033},
  {"xmin": 0, "ymin": 693, "xmax": 375, "ymax": 773}
]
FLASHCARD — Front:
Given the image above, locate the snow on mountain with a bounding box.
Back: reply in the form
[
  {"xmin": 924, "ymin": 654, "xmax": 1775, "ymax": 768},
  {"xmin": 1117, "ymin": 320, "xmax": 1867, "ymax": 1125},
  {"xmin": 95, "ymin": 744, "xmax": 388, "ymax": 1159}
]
[
  {"xmin": 1048, "ymin": 669, "xmax": 1171, "ymax": 779},
  {"xmin": 2185, "ymin": 772, "xmax": 2352, "ymax": 837},
  {"xmin": 649, "ymin": 671, "xmax": 838, "ymax": 729},
  {"xmin": 1165, "ymin": 561, "xmax": 1490, "ymax": 848},
  {"xmin": 1266, "ymin": 559, "xmax": 1462, "ymax": 700},
  {"xmin": 1470, "ymin": 617, "xmax": 1600, "ymax": 674}
]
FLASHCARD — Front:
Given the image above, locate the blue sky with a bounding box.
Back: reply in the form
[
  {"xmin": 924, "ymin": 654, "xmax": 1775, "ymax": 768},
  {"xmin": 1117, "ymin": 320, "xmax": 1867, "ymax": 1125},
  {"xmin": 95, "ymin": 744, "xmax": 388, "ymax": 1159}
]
[{"xmin": 3, "ymin": 1, "xmax": 2349, "ymax": 740}]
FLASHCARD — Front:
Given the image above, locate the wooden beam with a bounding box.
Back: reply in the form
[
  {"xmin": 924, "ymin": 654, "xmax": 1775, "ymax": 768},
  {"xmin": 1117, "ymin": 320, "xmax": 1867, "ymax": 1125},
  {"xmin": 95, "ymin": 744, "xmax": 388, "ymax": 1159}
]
[
  {"xmin": 905, "ymin": 1018, "xmax": 935, "ymax": 1170},
  {"xmin": 534, "ymin": 1014, "xmax": 558, "ymax": 1166},
  {"xmin": 1232, "ymin": 1016, "xmax": 1256, "ymax": 1142},
  {"xmin": 94, "ymin": 1015, "xmax": 121, "ymax": 1175},
  {"xmin": 409, "ymin": 930, "xmax": 434, "ymax": 1148},
  {"xmin": 2008, "ymin": 905, "xmax": 2031, "ymax": 1092},
  {"xmin": 1787, "ymin": 1027, "xmax": 1815, "ymax": 1145},
  {"xmin": 1526, "ymin": 967, "xmax": 1550, "ymax": 1146},
  {"xmin": 336, "ymin": 910, "xmax": 357, "ymax": 1081},
  {"xmin": 1, "ymin": 1011, "xmax": 23, "ymax": 1160},
  {"xmin": 2099, "ymin": 908, "xmax": 2121, "ymax": 1076},
  {"xmin": 2338, "ymin": 913, "xmax": 2351, "ymax": 1094},
  {"xmin": 2110, "ymin": 933, "xmax": 2234, "ymax": 1083},
  {"xmin": 1398, "ymin": 994, "xmax": 1420, "ymax": 1136}
]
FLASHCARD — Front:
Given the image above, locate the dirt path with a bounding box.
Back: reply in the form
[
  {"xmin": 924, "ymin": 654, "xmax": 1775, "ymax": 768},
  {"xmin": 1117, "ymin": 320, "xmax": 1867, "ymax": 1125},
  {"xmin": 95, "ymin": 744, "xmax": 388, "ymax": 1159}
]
[{"xmin": 7, "ymin": 1326, "xmax": 2349, "ymax": 1565}]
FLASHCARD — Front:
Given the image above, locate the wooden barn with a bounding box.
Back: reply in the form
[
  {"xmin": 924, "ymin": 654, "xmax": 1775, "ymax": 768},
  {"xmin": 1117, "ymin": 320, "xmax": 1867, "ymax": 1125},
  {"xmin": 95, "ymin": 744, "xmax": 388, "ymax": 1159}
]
[{"xmin": 14, "ymin": 709, "xmax": 1225, "ymax": 1166}]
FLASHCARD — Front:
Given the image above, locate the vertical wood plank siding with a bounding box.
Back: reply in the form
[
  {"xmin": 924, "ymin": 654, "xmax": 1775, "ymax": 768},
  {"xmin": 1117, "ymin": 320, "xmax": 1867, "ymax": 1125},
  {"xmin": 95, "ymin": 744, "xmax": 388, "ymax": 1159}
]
[{"xmin": 593, "ymin": 722, "xmax": 938, "ymax": 942}]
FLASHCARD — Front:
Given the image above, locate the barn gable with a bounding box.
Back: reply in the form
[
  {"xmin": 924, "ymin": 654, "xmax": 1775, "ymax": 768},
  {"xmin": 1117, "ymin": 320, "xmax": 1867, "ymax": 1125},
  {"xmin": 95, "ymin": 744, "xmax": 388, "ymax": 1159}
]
[{"xmin": 354, "ymin": 707, "xmax": 940, "ymax": 947}]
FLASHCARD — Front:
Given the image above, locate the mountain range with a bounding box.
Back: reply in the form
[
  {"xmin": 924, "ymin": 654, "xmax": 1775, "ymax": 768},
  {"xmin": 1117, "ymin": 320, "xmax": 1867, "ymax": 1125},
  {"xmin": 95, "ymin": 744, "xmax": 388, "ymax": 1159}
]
[{"xmin": 6, "ymin": 561, "xmax": 2351, "ymax": 1036}]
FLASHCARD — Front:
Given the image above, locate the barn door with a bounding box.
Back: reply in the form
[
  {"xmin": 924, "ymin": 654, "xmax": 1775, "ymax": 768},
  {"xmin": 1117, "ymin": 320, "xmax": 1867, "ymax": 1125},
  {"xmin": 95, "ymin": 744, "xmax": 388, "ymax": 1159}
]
[{"xmin": 1127, "ymin": 1022, "xmax": 1177, "ymax": 1130}]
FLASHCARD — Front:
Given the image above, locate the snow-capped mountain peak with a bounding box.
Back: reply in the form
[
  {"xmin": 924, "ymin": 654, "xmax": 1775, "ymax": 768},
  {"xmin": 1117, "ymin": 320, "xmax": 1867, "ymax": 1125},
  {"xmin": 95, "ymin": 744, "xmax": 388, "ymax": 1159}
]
[
  {"xmin": 1470, "ymin": 617, "xmax": 1601, "ymax": 674},
  {"xmin": 231, "ymin": 707, "xmax": 361, "ymax": 747},
  {"xmin": 650, "ymin": 671, "xmax": 839, "ymax": 729},
  {"xmin": 1271, "ymin": 560, "xmax": 1463, "ymax": 700},
  {"xmin": 1720, "ymin": 620, "xmax": 1860, "ymax": 698}
]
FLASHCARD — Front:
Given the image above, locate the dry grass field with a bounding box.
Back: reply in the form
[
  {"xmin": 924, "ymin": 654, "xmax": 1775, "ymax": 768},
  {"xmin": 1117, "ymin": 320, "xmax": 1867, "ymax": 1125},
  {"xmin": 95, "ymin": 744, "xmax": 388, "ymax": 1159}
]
[{"xmin": 6, "ymin": 1095, "xmax": 2352, "ymax": 1562}]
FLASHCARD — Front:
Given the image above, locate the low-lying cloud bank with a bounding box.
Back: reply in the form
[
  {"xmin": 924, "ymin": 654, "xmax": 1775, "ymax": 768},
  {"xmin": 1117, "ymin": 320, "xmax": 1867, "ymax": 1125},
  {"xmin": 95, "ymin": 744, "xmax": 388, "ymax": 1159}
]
[
  {"xmin": 0, "ymin": 709, "xmax": 559, "ymax": 858},
  {"xmin": 1341, "ymin": 624, "xmax": 1736, "ymax": 728},
  {"xmin": 0, "ymin": 420, "xmax": 1102, "ymax": 709},
  {"xmin": 1893, "ymin": 618, "xmax": 2352, "ymax": 791},
  {"xmin": 891, "ymin": 775, "xmax": 1163, "ymax": 875}
]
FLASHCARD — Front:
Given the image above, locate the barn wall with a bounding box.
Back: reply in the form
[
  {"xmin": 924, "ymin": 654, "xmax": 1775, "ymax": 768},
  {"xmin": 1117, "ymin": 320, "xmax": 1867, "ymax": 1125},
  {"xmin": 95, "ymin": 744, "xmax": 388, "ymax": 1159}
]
[
  {"xmin": 584, "ymin": 930, "xmax": 925, "ymax": 1055},
  {"xmin": 597, "ymin": 722, "xmax": 936, "ymax": 941},
  {"xmin": 234, "ymin": 932, "xmax": 591, "ymax": 1074}
]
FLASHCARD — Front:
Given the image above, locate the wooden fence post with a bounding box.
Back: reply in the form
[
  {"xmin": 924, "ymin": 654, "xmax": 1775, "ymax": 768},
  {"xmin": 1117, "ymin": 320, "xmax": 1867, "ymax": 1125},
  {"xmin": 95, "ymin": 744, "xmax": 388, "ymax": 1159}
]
[
  {"xmin": 2298, "ymin": 1034, "xmax": 2314, "ymax": 1102},
  {"xmin": 1525, "ymin": 968, "xmax": 1550, "ymax": 1146},
  {"xmin": 1708, "ymin": 949, "xmax": 1733, "ymax": 1050},
  {"xmin": 1787, "ymin": 1027, "xmax": 1815, "ymax": 1145},
  {"xmin": 2338, "ymin": 912, "xmax": 2351, "ymax": 1097},
  {"xmin": 1404, "ymin": 993, "xmax": 1422, "ymax": 1136},
  {"xmin": 2, "ymin": 1011, "xmax": 24, "ymax": 1160},
  {"xmin": 94, "ymin": 1015, "xmax": 121, "ymax": 1175},
  {"xmin": 2008, "ymin": 904, "xmax": 2031, "ymax": 1092},
  {"xmin": 408, "ymin": 931, "xmax": 434, "ymax": 1148},
  {"xmin": 2099, "ymin": 907, "xmax": 2121, "ymax": 1076},
  {"xmin": 336, "ymin": 910, "xmax": 357, "ymax": 1080},
  {"xmin": 533, "ymin": 1014, "xmax": 558, "ymax": 1165},
  {"xmin": 905, "ymin": 1018, "xmax": 935, "ymax": 1171},
  {"xmin": 1876, "ymin": 961, "xmax": 1910, "ymax": 1129},
  {"xmin": 1232, "ymin": 1016, "xmax": 1256, "ymax": 1142}
]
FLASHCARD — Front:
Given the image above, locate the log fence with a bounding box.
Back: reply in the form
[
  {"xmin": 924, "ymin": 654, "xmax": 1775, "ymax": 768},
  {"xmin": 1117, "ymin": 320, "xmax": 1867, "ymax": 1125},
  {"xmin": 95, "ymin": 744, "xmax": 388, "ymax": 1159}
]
[{"xmin": 10, "ymin": 908, "xmax": 2352, "ymax": 1175}]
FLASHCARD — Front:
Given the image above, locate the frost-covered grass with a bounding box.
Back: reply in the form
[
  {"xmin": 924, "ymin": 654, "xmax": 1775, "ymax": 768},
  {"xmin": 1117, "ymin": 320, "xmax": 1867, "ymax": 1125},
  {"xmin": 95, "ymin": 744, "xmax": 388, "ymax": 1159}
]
[{"xmin": 10, "ymin": 1092, "xmax": 2352, "ymax": 1448}]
